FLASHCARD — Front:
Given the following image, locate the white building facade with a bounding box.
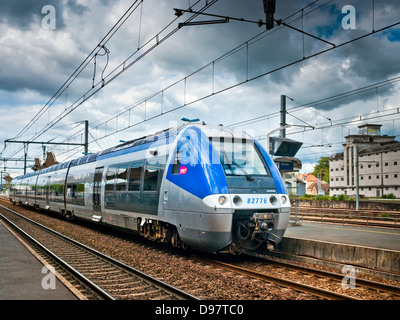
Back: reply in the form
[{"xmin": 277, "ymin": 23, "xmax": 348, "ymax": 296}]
[{"xmin": 329, "ymin": 124, "xmax": 400, "ymax": 198}]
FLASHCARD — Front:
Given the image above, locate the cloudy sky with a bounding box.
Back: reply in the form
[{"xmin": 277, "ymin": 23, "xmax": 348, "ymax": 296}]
[{"xmin": 1, "ymin": 0, "xmax": 400, "ymax": 177}]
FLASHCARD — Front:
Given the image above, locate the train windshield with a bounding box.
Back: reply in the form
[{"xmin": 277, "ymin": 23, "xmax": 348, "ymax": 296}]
[{"xmin": 211, "ymin": 139, "xmax": 270, "ymax": 177}]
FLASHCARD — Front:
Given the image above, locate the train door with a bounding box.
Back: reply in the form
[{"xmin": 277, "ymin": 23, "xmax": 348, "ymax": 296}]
[
  {"xmin": 46, "ymin": 176, "xmax": 51, "ymax": 204},
  {"xmin": 93, "ymin": 167, "xmax": 103, "ymax": 214}
]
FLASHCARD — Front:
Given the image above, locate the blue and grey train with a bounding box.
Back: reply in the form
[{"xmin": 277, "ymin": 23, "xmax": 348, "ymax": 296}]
[{"xmin": 9, "ymin": 123, "xmax": 290, "ymax": 254}]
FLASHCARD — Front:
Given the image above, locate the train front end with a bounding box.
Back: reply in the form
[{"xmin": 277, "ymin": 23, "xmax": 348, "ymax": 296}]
[
  {"xmin": 165, "ymin": 124, "xmax": 290, "ymax": 254},
  {"xmin": 206, "ymin": 127, "xmax": 291, "ymax": 253}
]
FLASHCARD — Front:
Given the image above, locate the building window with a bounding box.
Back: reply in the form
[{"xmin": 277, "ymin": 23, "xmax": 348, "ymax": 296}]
[
  {"xmin": 385, "ymin": 175, "xmax": 389, "ymax": 179},
  {"xmin": 368, "ymin": 176, "xmax": 372, "ymax": 180},
  {"xmin": 385, "ymin": 163, "xmax": 388, "ymax": 166},
  {"xmin": 395, "ymin": 174, "xmax": 398, "ymax": 179},
  {"xmin": 394, "ymin": 161, "xmax": 398, "ymax": 165},
  {"xmin": 376, "ymin": 175, "xmax": 380, "ymax": 179}
]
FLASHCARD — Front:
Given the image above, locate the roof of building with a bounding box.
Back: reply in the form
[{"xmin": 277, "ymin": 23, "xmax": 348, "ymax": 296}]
[
  {"xmin": 329, "ymin": 141, "xmax": 400, "ymax": 160},
  {"xmin": 298, "ymin": 173, "xmax": 318, "ymax": 182},
  {"xmin": 330, "ymin": 152, "xmax": 344, "ymax": 161},
  {"xmin": 359, "ymin": 141, "xmax": 400, "ymax": 155},
  {"xmin": 308, "ymin": 182, "xmax": 330, "ymax": 192}
]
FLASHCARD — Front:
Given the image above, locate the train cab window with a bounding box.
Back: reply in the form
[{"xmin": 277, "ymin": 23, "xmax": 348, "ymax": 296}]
[
  {"xmin": 128, "ymin": 162, "xmax": 143, "ymax": 191},
  {"xmin": 116, "ymin": 164, "xmax": 129, "ymax": 192},
  {"xmin": 105, "ymin": 166, "xmax": 117, "ymax": 191},
  {"xmin": 211, "ymin": 138, "xmax": 270, "ymax": 177},
  {"xmin": 143, "ymin": 160, "xmax": 160, "ymax": 191}
]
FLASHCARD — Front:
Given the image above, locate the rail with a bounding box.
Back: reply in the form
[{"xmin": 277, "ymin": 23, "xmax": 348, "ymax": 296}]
[
  {"xmin": 0, "ymin": 204, "xmax": 199, "ymax": 300},
  {"xmin": 290, "ymin": 211, "xmax": 400, "ymax": 228}
]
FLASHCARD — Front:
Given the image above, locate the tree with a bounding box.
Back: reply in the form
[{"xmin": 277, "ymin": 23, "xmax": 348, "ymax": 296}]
[{"xmin": 313, "ymin": 157, "xmax": 330, "ymax": 183}]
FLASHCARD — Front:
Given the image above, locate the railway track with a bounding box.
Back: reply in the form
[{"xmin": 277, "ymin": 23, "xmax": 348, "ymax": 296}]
[
  {"xmin": 291, "ymin": 206, "xmax": 400, "ymax": 229},
  {"xmin": 273, "ymin": 257, "xmax": 400, "ymax": 296},
  {"xmin": 202, "ymin": 253, "xmax": 400, "ymax": 301},
  {"xmin": 2, "ymin": 198, "xmax": 399, "ymax": 300},
  {"xmin": 197, "ymin": 255, "xmax": 359, "ymax": 300},
  {"xmin": 0, "ymin": 204, "xmax": 199, "ymax": 300}
]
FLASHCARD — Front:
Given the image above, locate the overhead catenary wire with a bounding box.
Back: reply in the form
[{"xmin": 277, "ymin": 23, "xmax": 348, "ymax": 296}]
[
  {"xmin": 4, "ymin": 0, "xmax": 400, "ymax": 171},
  {"xmin": 12, "ymin": 0, "xmax": 144, "ymax": 143},
  {"xmin": 13, "ymin": 0, "xmax": 216, "ymax": 146},
  {"xmin": 3, "ymin": 0, "xmax": 214, "ymax": 161},
  {"xmin": 0, "ymin": 0, "xmax": 331, "ymax": 162},
  {"xmin": 72, "ymin": 11, "xmax": 400, "ymax": 146}
]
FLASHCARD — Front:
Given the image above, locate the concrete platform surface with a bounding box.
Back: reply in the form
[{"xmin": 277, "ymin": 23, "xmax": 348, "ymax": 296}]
[
  {"xmin": 284, "ymin": 221, "xmax": 400, "ymax": 251},
  {"xmin": 0, "ymin": 221, "xmax": 78, "ymax": 300},
  {"xmin": 279, "ymin": 222, "xmax": 400, "ymax": 273}
]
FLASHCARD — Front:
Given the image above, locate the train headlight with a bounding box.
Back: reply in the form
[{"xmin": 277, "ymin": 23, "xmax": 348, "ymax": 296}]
[
  {"xmin": 218, "ymin": 196, "xmax": 227, "ymax": 205},
  {"xmin": 281, "ymin": 195, "xmax": 287, "ymax": 204},
  {"xmin": 269, "ymin": 195, "xmax": 277, "ymax": 205},
  {"xmin": 233, "ymin": 196, "xmax": 242, "ymax": 206}
]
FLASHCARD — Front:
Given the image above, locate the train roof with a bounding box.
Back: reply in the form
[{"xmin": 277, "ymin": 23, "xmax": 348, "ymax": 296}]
[{"xmin": 13, "ymin": 123, "xmax": 252, "ymax": 181}]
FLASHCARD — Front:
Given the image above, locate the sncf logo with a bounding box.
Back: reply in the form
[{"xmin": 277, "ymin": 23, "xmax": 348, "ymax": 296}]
[{"xmin": 179, "ymin": 166, "xmax": 188, "ymax": 175}]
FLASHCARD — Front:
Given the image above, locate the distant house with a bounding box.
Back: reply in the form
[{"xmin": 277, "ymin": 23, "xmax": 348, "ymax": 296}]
[
  {"xmin": 307, "ymin": 181, "xmax": 330, "ymax": 195},
  {"xmin": 298, "ymin": 173, "xmax": 329, "ymax": 195},
  {"xmin": 283, "ymin": 173, "xmax": 306, "ymax": 196}
]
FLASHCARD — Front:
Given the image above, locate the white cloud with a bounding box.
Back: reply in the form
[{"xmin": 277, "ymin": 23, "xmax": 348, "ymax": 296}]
[{"xmin": 1, "ymin": 0, "xmax": 400, "ymax": 177}]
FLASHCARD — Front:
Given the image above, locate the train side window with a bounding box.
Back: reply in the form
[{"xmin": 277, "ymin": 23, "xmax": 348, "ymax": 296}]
[
  {"xmin": 116, "ymin": 164, "xmax": 129, "ymax": 192},
  {"xmin": 77, "ymin": 183, "xmax": 84, "ymax": 205},
  {"xmin": 67, "ymin": 184, "xmax": 77, "ymax": 200},
  {"xmin": 172, "ymin": 151, "xmax": 183, "ymax": 174},
  {"xmin": 128, "ymin": 162, "xmax": 143, "ymax": 191},
  {"xmin": 105, "ymin": 166, "xmax": 117, "ymax": 191},
  {"xmin": 143, "ymin": 160, "xmax": 160, "ymax": 191}
]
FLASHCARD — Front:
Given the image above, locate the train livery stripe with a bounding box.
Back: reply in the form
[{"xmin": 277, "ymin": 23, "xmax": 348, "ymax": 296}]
[{"xmin": 166, "ymin": 126, "xmax": 229, "ymax": 199}]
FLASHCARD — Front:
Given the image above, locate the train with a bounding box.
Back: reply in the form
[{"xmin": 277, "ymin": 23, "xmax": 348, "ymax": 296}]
[{"xmin": 9, "ymin": 123, "xmax": 290, "ymax": 254}]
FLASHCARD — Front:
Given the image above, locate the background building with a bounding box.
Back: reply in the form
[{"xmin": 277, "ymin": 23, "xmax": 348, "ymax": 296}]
[
  {"xmin": 329, "ymin": 124, "xmax": 400, "ymax": 198},
  {"xmin": 298, "ymin": 173, "xmax": 329, "ymax": 196},
  {"xmin": 284, "ymin": 173, "xmax": 306, "ymax": 196}
]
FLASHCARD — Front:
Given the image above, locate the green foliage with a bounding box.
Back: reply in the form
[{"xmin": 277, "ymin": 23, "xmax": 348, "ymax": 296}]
[
  {"xmin": 313, "ymin": 156, "xmax": 330, "ymax": 183},
  {"xmin": 382, "ymin": 193, "xmax": 396, "ymax": 199},
  {"xmin": 380, "ymin": 212, "xmax": 390, "ymax": 219},
  {"xmin": 338, "ymin": 194, "xmax": 346, "ymax": 201}
]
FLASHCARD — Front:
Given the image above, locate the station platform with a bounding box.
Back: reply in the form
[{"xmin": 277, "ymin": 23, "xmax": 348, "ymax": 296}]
[
  {"xmin": 0, "ymin": 221, "xmax": 79, "ymax": 300},
  {"xmin": 278, "ymin": 221, "xmax": 400, "ymax": 275}
]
